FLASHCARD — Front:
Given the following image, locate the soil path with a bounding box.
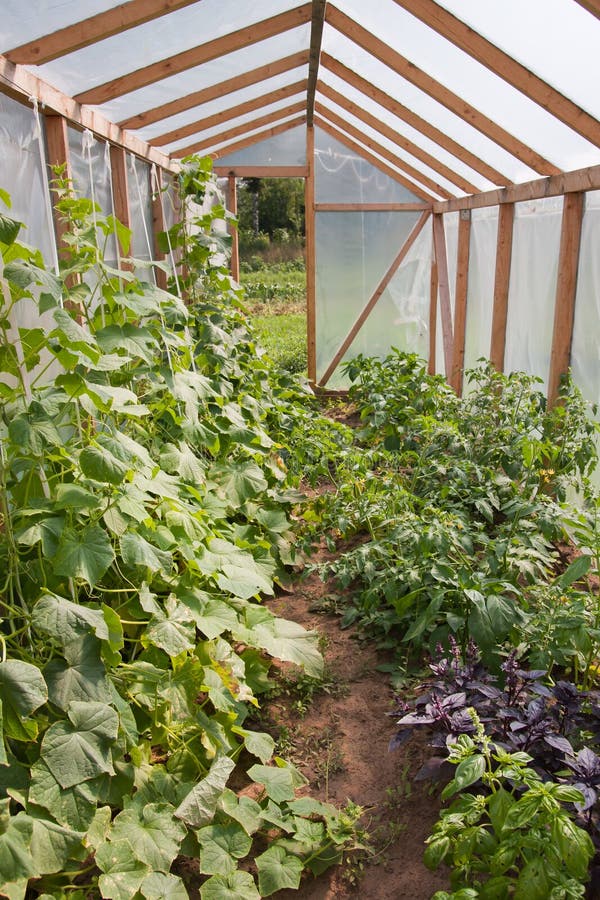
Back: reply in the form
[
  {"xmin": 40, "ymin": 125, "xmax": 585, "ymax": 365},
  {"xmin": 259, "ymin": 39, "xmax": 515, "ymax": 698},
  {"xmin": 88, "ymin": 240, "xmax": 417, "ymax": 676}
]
[{"xmin": 266, "ymin": 546, "xmax": 449, "ymax": 900}]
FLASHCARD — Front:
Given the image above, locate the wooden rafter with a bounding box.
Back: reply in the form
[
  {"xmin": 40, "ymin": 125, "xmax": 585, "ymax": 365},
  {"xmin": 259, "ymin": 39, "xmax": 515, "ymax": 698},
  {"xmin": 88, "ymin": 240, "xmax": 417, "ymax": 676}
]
[
  {"xmin": 325, "ymin": 5, "xmax": 560, "ymax": 175},
  {"xmin": 306, "ymin": 0, "xmax": 327, "ymax": 127},
  {"xmin": 75, "ymin": 4, "xmax": 312, "ymax": 105},
  {"xmin": 318, "ymin": 81, "xmax": 478, "ymax": 193},
  {"xmin": 316, "ymin": 202, "xmax": 430, "ymax": 210},
  {"xmin": 394, "ymin": 0, "xmax": 600, "ymax": 148},
  {"xmin": 227, "ymin": 175, "xmax": 240, "ymax": 282},
  {"xmin": 149, "ymin": 80, "xmax": 306, "ymax": 146},
  {"xmin": 119, "ymin": 51, "xmax": 309, "ymax": 130},
  {"xmin": 315, "ymin": 103, "xmax": 453, "ymax": 198},
  {"xmin": 213, "ymin": 165, "xmax": 308, "ymax": 177},
  {"xmin": 6, "ymin": 0, "xmax": 199, "ymax": 65},
  {"xmin": 0, "ymin": 55, "xmax": 173, "ymax": 170},
  {"xmin": 321, "ymin": 53, "xmax": 511, "ymax": 186},
  {"xmin": 171, "ymin": 102, "xmax": 305, "ymax": 157},
  {"xmin": 319, "ymin": 210, "xmax": 432, "ymax": 386},
  {"xmin": 576, "ymin": 0, "xmax": 600, "ymax": 19},
  {"xmin": 314, "ymin": 115, "xmax": 433, "ymax": 201},
  {"xmin": 208, "ymin": 115, "xmax": 306, "ymax": 161},
  {"xmin": 433, "ymin": 163, "xmax": 600, "ymax": 213}
]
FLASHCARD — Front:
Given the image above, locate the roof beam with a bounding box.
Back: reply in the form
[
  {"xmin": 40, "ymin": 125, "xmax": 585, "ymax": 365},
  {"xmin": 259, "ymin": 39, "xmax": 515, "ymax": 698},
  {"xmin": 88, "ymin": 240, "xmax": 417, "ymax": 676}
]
[
  {"xmin": 394, "ymin": 0, "xmax": 600, "ymax": 148},
  {"xmin": 316, "ymin": 102, "xmax": 453, "ymax": 198},
  {"xmin": 325, "ymin": 5, "xmax": 560, "ymax": 175},
  {"xmin": 433, "ymin": 163, "xmax": 600, "ymax": 213},
  {"xmin": 306, "ymin": 0, "xmax": 327, "ymax": 127},
  {"xmin": 5, "ymin": 0, "xmax": 199, "ymax": 65},
  {"xmin": 321, "ymin": 53, "xmax": 511, "ymax": 186},
  {"xmin": 149, "ymin": 80, "xmax": 306, "ymax": 146},
  {"xmin": 318, "ymin": 81, "xmax": 478, "ymax": 193},
  {"xmin": 314, "ymin": 115, "xmax": 433, "ymax": 201},
  {"xmin": 208, "ymin": 115, "xmax": 306, "ymax": 161},
  {"xmin": 576, "ymin": 0, "xmax": 600, "ymax": 18},
  {"xmin": 119, "ymin": 51, "xmax": 309, "ymax": 131},
  {"xmin": 0, "ymin": 55, "xmax": 174, "ymax": 170},
  {"xmin": 213, "ymin": 165, "xmax": 308, "ymax": 177},
  {"xmin": 75, "ymin": 4, "xmax": 312, "ymax": 105},
  {"xmin": 171, "ymin": 102, "xmax": 306, "ymax": 157}
]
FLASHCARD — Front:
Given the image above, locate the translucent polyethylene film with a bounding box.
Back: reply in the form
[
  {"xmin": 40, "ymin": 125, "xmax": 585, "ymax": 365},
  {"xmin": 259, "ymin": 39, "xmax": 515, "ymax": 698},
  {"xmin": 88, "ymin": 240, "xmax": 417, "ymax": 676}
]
[
  {"xmin": 504, "ymin": 198, "xmax": 562, "ymax": 393},
  {"xmin": 215, "ymin": 124, "xmax": 306, "ymax": 167},
  {"xmin": 572, "ymin": 191, "xmax": 600, "ymax": 412},
  {"xmin": 68, "ymin": 128, "xmax": 118, "ymax": 265},
  {"xmin": 315, "ymin": 211, "xmax": 421, "ymax": 386},
  {"xmin": 126, "ymin": 155, "xmax": 155, "ymax": 279},
  {"xmin": 435, "ymin": 212, "xmax": 459, "ymax": 377},
  {"xmin": 315, "ymin": 129, "xmax": 420, "ymax": 204},
  {"xmin": 462, "ymin": 207, "xmax": 498, "ymax": 384},
  {"xmin": 0, "ymin": 0, "xmax": 114, "ymax": 49},
  {"xmin": 325, "ymin": 4, "xmax": 600, "ymax": 176}
]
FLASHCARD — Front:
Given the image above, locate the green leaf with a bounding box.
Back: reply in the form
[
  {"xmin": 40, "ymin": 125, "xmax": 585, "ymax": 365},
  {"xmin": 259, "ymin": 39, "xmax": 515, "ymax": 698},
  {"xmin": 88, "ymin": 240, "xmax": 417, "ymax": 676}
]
[
  {"xmin": 27, "ymin": 811, "xmax": 84, "ymax": 874},
  {"xmin": 442, "ymin": 754, "xmax": 486, "ymax": 799},
  {"xmin": 53, "ymin": 525, "xmax": 115, "ymax": 587},
  {"xmin": 0, "ymin": 213, "xmax": 21, "ymax": 245},
  {"xmin": 246, "ymin": 762, "xmax": 306, "ymax": 803},
  {"xmin": 41, "ymin": 701, "xmax": 118, "ymax": 789},
  {"xmin": 216, "ymin": 790, "xmax": 262, "ymax": 836},
  {"xmin": 551, "ymin": 814, "xmax": 594, "ymax": 878},
  {"xmin": 178, "ymin": 591, "xmax": 240, "ymax": 639},
  {"xmin": 54, "ymin": 483, "xmax": 101, "ymax": 512},
  {"xmin": 175, "ymin": 756, "xmax": 235, "ymax": 828},
  {"xmin": 487, "ymin": 787, "xmax": 515, "ymax": 834},
  {"xmin": 145, "ymin": 596, "xmax": 195, "ymax": 657},
  {"xmin": 44, "ymin": 634, "xmax": 112, "ymax": 709},
  {"xmin": 424, "ymin": 836, "xmax": 450, "ymax": 869},
  {"xmin": 558, "ymin": 554, "xmax": 591, "ymax": 589},
  {"xmin": 107, "ymin": 803, "xmax": 186, "ymax": 871},
  {"xmin": 141, "ymin": 872, "xmax": 188, "ymax": 900},
  {"xmin": 29, "ymin": 760, "xmax": 103, "ymax": 831},
  {"xmin": 160, "ymin": 442, "xmax": 206, "ymax": 483},
  {"xmin": 96, "ymin": 323, "xmax": 157, "ymax": 363},
  {"xmin": 256, "ymin": 844, "xmax": 304, "ymax": 896},
  {"xmin": 0, "ymin": 660, "xmax": 48, "ymax": 741},
  {"xmin": 241, "ymin": 729, "xmax": 275, "ymax": 764},
  {"xmin": 6, "ymin": 259, "xmax": 61, "ymax": 301},
  {"xmin": 217, "ymin": 563, "xmax": 274, "ymax": 600},
  {"xmin": 197, "ymin": 823, "xmax": 252, "ymax": 875},
  {"xmin": 16, "ymin": 516, "xmax": 64, "ymax": 557},
  {"xmin": 51, "ymin": 308, "xmax": 99, "ymax": 361},
  {"xmin": 33, "ymin": 593, "xmax": 109, "ymax": 644},
  {"xmin": 0, "ymin": 806, "xmax": 37, "ymax": 888},
  {"xmin": 96, "ymin": 839, "xmax": 149, "ymax": 900},
  {"xmin": 235, "ymin": 613, "xmax": 323, "ymax": 678},
  {"xmin": 200, "ymin": 871, "xmax": 260, "ymax": 900},
  {"xmin": 210, "ymin": 461, "xmax": 268, "ymax": 505},
  {"xmin": 120, "ymin": 532, "xmax": 173, "ymax": 574},
  {"xmin": 80, "ymin": 445, "xmax": 129, "ymax": 485},
  {"xmin": 513, "ymin": 857, "xmax": 552, "ymax": 900}
]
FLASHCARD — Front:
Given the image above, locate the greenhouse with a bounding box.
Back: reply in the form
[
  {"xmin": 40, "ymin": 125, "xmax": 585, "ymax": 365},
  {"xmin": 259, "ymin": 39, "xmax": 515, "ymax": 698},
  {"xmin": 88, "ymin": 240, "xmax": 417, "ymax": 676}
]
[{"xmin": 1, "ymin": 1, "xmax": 600, "ymax": 898}]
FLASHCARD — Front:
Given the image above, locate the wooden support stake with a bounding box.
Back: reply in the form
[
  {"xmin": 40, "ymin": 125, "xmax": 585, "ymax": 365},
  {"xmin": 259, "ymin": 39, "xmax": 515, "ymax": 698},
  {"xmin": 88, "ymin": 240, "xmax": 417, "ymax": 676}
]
[
  {"xmin": 451, "ymin": 210, "xmax": 471, "ymax": 394},
  {"xmin": 428, "ymin": 257, "xmax": 438, "ymax": 375},
  {"xmin": 109, "ymin": 145, "xmax": 133, "ymax": 270},
  {"xmin": 432, "ymin": 213, "xmax": 453, "ymax": 377},
  {"xmin": 44, "ymin": 114, "xmax": 73, "ymax": 257},
  {"xmin": 547, "ymin": 192, "xmax": 585, "ymax": 405},
  {"xmin": 228, "ymin": 174, "xmax": 239, "ymax": 283},
  {"xmin": 151, "ymin": 167, "xmax": 167, "ymax": 290},
  {"xmin": 489, "ymin": 203, "xmax": 515, "ymax": 371},
  {"xmin": 306, "ymin": 126, "xmax": 317, "ymax": 383},
  {"xmin": 319, "ymin": 211, "xmax": 431, "ymax": 386}
]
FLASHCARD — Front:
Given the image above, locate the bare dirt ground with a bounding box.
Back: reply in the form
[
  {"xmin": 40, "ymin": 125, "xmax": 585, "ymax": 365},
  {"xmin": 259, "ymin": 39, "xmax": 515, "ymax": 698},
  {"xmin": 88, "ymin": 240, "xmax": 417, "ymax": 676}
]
[{"xmin": 264, "ymin": 545, "xmax": 449, "ymax": 900}]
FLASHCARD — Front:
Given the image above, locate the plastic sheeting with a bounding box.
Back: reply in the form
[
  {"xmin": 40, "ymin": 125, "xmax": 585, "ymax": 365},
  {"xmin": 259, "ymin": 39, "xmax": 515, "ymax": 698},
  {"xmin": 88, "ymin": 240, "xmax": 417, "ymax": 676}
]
[
  {"xmin": 435, "ymin": 211, "xmax": 458, "ymax": 377},
  {"xmin": 68, "ymin": 127, "xmax": 118, "ymax": 266},
  {"xmin": 504, "ymin": 197, "xmax": 562, "ymax": 392},
  {"xmin": 462, "ymin": 207, "xmax": 498, "ymax": 386},
  {"xmin": 126, "ymin": 154, "xmax": 155, "ymax": 280},
  {"xmin": 216, "ymin": 124, "xmax": 306, "ymax": 167},
  {"xmin": 572, "ymin": 191, "xmax": 600, "ymax": 412}
]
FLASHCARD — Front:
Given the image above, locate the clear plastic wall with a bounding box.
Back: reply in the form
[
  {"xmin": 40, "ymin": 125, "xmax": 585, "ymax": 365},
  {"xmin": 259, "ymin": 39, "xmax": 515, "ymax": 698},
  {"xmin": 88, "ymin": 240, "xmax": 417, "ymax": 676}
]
[
  {"xmin": 67, "ymin": 127, "xmax": 118, "ymax": 266},
  {"xmin": 572, "ymin": 191, "xmax": 600, "ymax": 412},
  {"xmin": 216, "ymin": 125, "xmax": 306, "ymax": 168},
  {"xmin": 462, "ymin": 207, "xmax": 499, "ymax": 387},
  {"xmin": 126, "ymin": 154, "xmax": 155, "ymax": 280}
]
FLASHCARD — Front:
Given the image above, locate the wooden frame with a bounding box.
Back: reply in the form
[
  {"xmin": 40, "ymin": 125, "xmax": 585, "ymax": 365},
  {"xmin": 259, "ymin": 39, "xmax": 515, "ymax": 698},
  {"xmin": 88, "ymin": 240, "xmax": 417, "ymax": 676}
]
[
  {"xmin": 489, "ymin": 203, "xmax": 515, "ymax": 371},
  {"xmin": 149, "ymin": 81, "xmax": 306, "ymax": 147},
  {"xmin": 317, "ymin": 81, "xmax": 479, "ymax": 193},
  {"xmin": 547, "ymin": 193, "xmax": 585, "ymax": 404},
  {"xmin": 6, "ymin": 0, "xmax": 199, "ymax": 65},
  {"xmin": 319, "ymin": 211, "xmax": 431, "ymax": 386},
  {"xmin": 315, "ymin": 203, "xmax": 431, "ymax": 211},
  {"xmin": 434, "ymin": 163, "xmax": 600, "ymax": 213},
  {"xmin": 213, "ymin": 166, "xmax": 308, "ymax": 177},
  {"xmin": 306, "ymin": 0, "xmax": 327, "ymax": 127},
  {"xmin": 44, "ymin": 114, "xmax": 73, "ymax": 255},
  {"xmin": 119, "ymin": 51, "xmax": 309, "ymax": 131},
  {"xmin": 394, "ymin": 0, "xmax": 600, "ymax": 148},
  {"xmin": 428, "ymin": 257, "xmax": 438, "ymax": 375},
  {"xmin": 227, "ymin": 174, "xmax": 240, "ymax": 283},
  {"xmin": 172, "ymin": 102, "xmax": 306, "ymax": 158},
  {"xmin": 450, "ymin": 209, "xmax": 471, "ymax": 394},
  {"xmin": 109, "ymin": 145, "xmax": 133, "ymax": 267},
  {"xmin": 325, "ymin": 6, "xmax": 559, "ymax": 175},
  {"xmin": 316, "ymin": 102, "xmax": 453, "ymax": 198},
  {"xmin": 306, "ymin": 126, "xmax": 317, "ymax": 382},
  {"xmin": 208, "ymin": 116, "xmax": 306, "ymax": 161},
  {"xmin": 320, "ymin": 53, "xmax": 511, "ymax": 187},
  {"xmin": 576, "ymin": 0, "xmax": 600, "ymax": 19},
  {"xmin": 432, "ymin": 213, "xmax": 453, "ymax": 375},
  {"xmin": 314, "ymin": 115, "xmax": 434, "ymax": 201},
  {"xmin": 75, "ymin": 5, "xmax": 312, "ymax": 105}
]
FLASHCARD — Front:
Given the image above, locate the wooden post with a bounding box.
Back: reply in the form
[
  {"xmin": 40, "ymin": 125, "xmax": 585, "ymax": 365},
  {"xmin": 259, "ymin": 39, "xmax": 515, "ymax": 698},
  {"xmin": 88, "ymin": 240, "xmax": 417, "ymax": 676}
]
[
  {"xmin": 227, "ymin": 173, "xmax": 239, "ymax": 282},
  {"xmin": 109, "ymin": 145, "xmax": 133, "ymax": 270},
  {"xmin": 306, "ymin": 125, "xmax": 317, "ymax": 384},
  {"xmin": 319, "ymin": 211, "xmax": 431, "ymax": 387},
  {"xmin": 451, "ymin": 209, "xmax": 471, "ymax": 394},
  {"xmin": 432, "ymin": 213, "xmax": 453, "ymax": 377},
  {"xmin": 151, "ymin": 166, "xmax": 168, "ymax": 289},
  {"xmin": 547, "ymin": 192, "xmax": 585, "ymax": 405},
  {"xmin": 428, "ymin": 257, "xmax": 438, "ymax": 375},
  {"xmin": 489, "ymin": 203, "xmax": 515, "ymax": 371},
  {"xmin": 44, "ymin": 114, "xmax": 73, "ymax": 256}
]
